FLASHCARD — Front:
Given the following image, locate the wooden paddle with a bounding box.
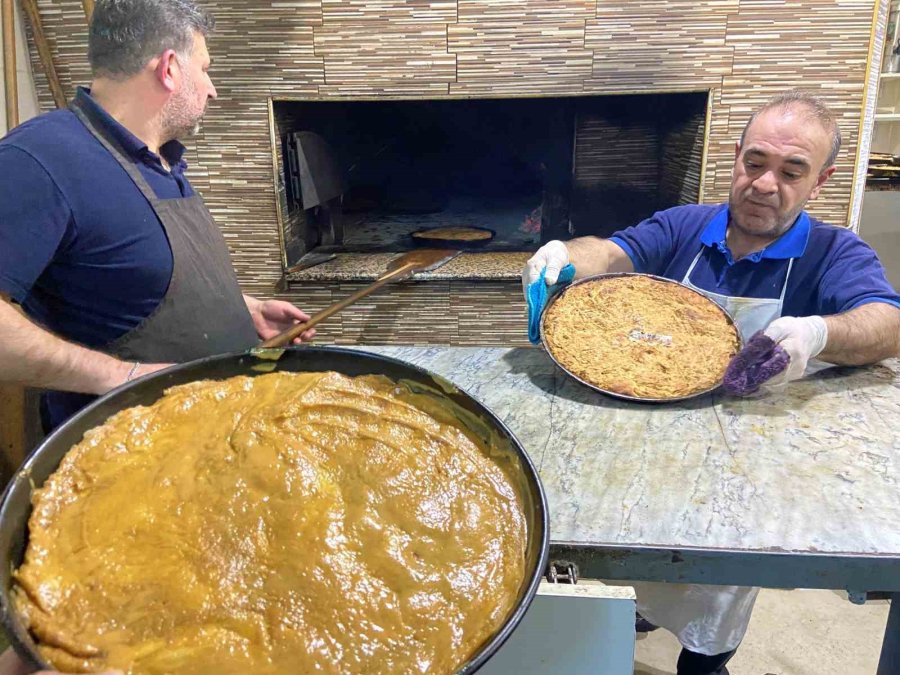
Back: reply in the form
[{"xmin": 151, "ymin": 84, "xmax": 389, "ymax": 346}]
[{"xmin": 259, "ymin": 249, "xmax": 461, "ymax": 348}]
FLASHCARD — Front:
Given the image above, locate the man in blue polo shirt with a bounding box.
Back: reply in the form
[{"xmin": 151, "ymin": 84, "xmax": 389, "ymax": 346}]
[
  {"xmin": 0, "ymin": 0, "xmax": 314, "ymax": 432},
  {"xmin": 523, "ymin": 91, "xmax": 900, "ymax": 674}
]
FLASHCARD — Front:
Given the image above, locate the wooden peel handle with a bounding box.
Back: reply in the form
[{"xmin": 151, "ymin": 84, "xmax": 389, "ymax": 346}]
[{"xmin": 258, "ymin": 264, "xmax": 415, "ymax": 348}]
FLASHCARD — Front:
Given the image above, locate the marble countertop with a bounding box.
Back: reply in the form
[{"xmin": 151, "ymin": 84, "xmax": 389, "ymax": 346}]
[
  {"xmin": 284, "ymin": 252, "xmax": 529, "ymax": 282},
  {"xmin": 355, "ymin": 346, "xmax": 900, "ymax": 558}
]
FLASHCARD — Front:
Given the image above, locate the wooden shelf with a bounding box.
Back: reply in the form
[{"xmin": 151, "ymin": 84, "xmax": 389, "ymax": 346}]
[
  {"xmin": 880, "ymin": 73, "xmax": 900, "ymax": 80},
  {"xmin": 875, "ymin": 113, "xmax": 900, "ymax": 121}
]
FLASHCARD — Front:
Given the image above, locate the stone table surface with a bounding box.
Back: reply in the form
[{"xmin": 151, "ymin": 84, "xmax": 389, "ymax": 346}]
[{"xmin": 356, "ymin": 346, "xmax": 900, "ymax": 557}]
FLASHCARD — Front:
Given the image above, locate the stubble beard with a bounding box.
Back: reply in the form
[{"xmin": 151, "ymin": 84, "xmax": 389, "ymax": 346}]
[
  {"xmin": 728, "ymin": 193, "xmax": 804, "ymax": 242},
  {"xmin": 162, "ymin": 75, "xmax": 205, "ymax": 142}
]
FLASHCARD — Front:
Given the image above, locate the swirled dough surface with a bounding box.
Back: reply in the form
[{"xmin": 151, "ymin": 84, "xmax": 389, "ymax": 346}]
[
  {"xmin": 543, "ymin": 275, "xmax": 740, "ymax": 399},
  {"xmin": 14, "ymin": 371, "xmax": 527, "ymax": 674}
]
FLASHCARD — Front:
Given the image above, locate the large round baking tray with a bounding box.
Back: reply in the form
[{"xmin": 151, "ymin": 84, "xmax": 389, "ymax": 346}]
[
  {"xmin": 539, "ymin": 272, "xmax": 743, "ymax": 403},
  {"xmin": 0, "ymin": 347, "xmax": 549, "ymax": 675}
]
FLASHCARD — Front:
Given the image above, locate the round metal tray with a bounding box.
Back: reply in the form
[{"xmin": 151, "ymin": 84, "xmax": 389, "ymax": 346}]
[
  {"xmin": 538, "ymin": 272, "xmax": 743, "ymax": 403},
  {"xmin": 0, "ymin": 347, "xmax": 549, "ymax": 674}
]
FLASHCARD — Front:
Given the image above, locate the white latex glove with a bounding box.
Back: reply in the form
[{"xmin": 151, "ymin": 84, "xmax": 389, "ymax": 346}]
[
  {"xmin": 522, "ymin": 240, "xmax": 570, "ymax": 297},
  {"xmin": 760, "ymin": 315, "xmax": 829, "ymax": 389}
]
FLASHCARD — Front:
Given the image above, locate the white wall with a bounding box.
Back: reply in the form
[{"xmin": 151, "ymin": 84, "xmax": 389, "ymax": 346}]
[
  {"xmin": 0, "ymin": 1, "xmax": 41, "ymax": 135},
  {"xmin": 859, "ymin": 190, "xmax": 900, "ymax": 290}
]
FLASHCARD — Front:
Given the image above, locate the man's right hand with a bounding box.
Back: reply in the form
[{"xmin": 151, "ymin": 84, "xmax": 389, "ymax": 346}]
[{"xmin": 522, "ymin": 240, "xmax": 570, "ymax": 296}]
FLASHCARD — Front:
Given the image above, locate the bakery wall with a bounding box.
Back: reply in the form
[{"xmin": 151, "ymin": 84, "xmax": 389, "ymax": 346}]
[{"xmin": 21, "ymin": 0, "xmax": 886, "ymax": 346}]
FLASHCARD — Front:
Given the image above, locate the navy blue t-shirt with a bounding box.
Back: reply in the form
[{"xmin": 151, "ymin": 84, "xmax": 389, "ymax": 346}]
[
  {"xmin": 0, "ymin": 87, "xmax": 194, "ymax": 349},
  {"xmin": 610, "ymin": 204, "xmax": 900, "ymax": 317}
]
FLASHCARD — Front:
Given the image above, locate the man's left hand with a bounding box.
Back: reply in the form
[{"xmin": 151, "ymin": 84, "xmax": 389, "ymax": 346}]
[
  {"xmin": 759, "ymin": 315, "xmax": 828, "ymax": 389},
  {"xmin": 247, "ymin": 298, "xmax": 316, "ymax": 344}
]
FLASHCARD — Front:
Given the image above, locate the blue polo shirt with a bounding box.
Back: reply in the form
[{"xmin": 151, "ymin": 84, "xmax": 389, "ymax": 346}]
[
  {"xmin": 609, "ymin": 204, "xmax": 900, "ymax": 317},
  {"xmin": 0, "ymin": 87, "xmax": 192, "ymax": 350}
]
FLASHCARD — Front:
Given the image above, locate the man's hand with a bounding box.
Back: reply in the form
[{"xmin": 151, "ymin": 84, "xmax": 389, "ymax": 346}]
[
  {"xmin": 245, "ymin": 296, "xmax": 316, "ymax": 344},
  {"xmin": 759, "ymin": 315, "xmax": 828, "ymax": 389},
  {"xmin": 522, "ymin": 241, "xmax": 570, "ymax": 294},
  {"xmin": 521, "ymin": 237, "xmax": 634, "ymax": 299}
]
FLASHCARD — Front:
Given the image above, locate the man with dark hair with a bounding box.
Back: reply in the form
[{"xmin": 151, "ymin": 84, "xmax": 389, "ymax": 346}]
[
  {"xmin": 0, "ymin": 0, "xmax": 314, "ymax": 432},
  {"xmin": 523, "ymin": 91, "xmax": 900, "ymax": 674},
  {"xmin": 88, "ymin": 0, "xmax": 215, "ymax": 79}
]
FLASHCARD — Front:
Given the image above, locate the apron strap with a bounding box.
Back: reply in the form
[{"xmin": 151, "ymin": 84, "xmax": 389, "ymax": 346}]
[
  {"xmin": 68, "ymin": 98, "xmax": 165, "ymax": 210},
  {"xmin": 683, "ymin": 248, "xmax": 704, "ymax": 284},
  {"xmin": 685, "ymin": 246, "xmax": 796, "ymax": 302},
  {"xmin": 778, "ymin": 257, "xmax": 795, "ymax": 305}
]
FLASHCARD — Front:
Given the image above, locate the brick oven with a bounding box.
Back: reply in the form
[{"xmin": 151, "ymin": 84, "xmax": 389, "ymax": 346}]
[{"xmin": 272, "ymin": 91, "xmax": 708, "ymax": 265}]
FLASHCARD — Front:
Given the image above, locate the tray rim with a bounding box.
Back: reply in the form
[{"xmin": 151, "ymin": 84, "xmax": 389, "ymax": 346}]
[{"xmin": 538, "ymin": 271, "xmax": 744, "ymax": 404}]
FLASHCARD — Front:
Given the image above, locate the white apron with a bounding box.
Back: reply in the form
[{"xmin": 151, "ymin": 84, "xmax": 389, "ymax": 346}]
[
  {"xmin": 632, "ymin": 247, "xmax": 795, "ymax": 656},
  {"xmin": 683, "ymin": 248, "xmax": 795, "ymax": 342}
]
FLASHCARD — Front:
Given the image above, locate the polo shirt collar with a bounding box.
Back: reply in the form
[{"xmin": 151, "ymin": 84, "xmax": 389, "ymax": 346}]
[
  {"xmin": 699, "ymin": 205, "xmax": 811, "ymax": 263},
  {"xmin": 74, "ymin": 87, "xmax": 187, "ymax": 169}
]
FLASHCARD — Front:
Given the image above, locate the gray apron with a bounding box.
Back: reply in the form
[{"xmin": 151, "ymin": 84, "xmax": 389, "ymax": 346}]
[{"xmin": 44, "ymin": 98, "xmax": 258, "ymax": 429}]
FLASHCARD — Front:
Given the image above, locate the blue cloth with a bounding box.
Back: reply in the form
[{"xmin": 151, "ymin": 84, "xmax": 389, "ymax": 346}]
[
  {"xmin": 609, "ymin": 204, "xmax": 900, "ymax": 316},
  {"xmin": 0, "ymin": 87, "xmax": 192, "ymax": 350},
  {"xmin": 527, "ymin": 264, "xmax": 576, "ymax": 344}
]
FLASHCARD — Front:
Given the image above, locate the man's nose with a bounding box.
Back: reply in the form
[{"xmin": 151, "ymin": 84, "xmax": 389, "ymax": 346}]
[
  {"xmin": 751, "ymin": 170, "xmax": 778, "ymax": 194},
  {"xmin": 209, "ymin": 81, "xmax": 218, "ymax": 100}
]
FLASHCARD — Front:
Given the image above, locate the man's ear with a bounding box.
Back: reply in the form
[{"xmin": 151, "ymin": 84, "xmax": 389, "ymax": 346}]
[
  {"xmin": 154, "ymin": 49, "xmax": 180, "ymax": 92},
  {"xmin": 809, "ymin": 165, "xmax": 836, "ymax": 200},
  {"xmin": 730, "ymin": 141, "xmax": 742, "ymax": 180}
]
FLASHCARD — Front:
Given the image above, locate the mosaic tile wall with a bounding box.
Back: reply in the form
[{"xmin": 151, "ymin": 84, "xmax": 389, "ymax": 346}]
[
  {"xmin": 574, "ymin": 116, "xmax": 659, "ymax": 191},
  {"xmin": 661, "ymin": 115, "xmax": 708, "ymax": 206},
  {"xmin": 24, "ymin": 0, "xmax": 883, "ymax": 346}
]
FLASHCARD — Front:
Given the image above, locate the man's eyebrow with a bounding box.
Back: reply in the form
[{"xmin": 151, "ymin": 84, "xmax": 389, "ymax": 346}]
[{"xmin": 745, "ymin": 148, "xmax": 811, "ymax": 168}]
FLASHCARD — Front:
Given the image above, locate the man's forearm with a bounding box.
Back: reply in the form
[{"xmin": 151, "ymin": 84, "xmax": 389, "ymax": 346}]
[
  {"xmin": 819, "ymin": 302, "xmax": 900, "ymax": 366},
  {"xmin": 0, "ymin": 297, "xmax": 133, "ymax": 394},
  {"xmin": 566, "ymin": 237, "xmax": 634, "ymax": 278}
]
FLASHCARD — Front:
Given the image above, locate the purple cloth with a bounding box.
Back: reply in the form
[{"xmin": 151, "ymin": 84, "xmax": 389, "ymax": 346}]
[{"xmin": 723, "ymin": 331, "xmax": 791, "ymax": 396}]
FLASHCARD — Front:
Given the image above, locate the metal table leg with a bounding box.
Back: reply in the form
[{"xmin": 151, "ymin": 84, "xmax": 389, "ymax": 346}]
[{"xmin": 877, "ymin": 592, "xmax": 898, "ymax": 675}]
